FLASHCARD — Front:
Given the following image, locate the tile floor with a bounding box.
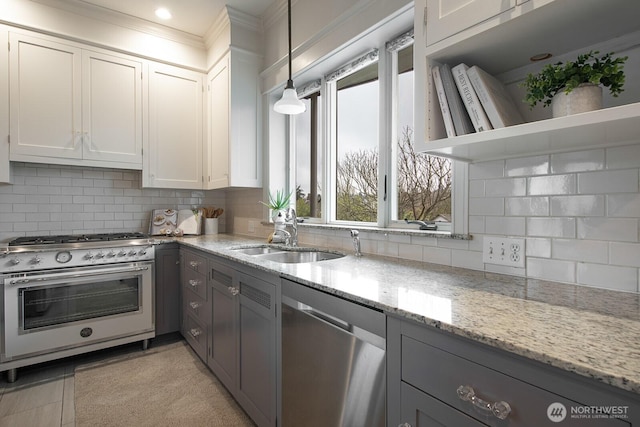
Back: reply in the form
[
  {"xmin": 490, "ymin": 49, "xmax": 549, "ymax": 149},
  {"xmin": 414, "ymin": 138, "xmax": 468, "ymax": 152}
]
[{"xmin": 0, "ymin": 335, "xmax": 180, "ymax": 427}]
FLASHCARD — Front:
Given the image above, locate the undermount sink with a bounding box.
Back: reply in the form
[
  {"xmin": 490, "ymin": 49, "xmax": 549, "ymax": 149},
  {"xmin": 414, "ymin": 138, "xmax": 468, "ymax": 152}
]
[
  {"xmin": 232, "ymin": 246, "xmax": 284, "ymax": 255},
  {"xmin": 260, "ymin": 250, "xmax": 344, "ymax": 264},
  {"xmin": 230, "ymin": 245, "xmax": 345, "ymax": 264}
]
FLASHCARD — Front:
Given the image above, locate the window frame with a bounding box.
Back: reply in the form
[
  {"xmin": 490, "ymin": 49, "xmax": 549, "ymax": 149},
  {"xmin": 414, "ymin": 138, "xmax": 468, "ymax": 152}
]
[{"xmin": 280, "ymin": 28, "xmax": 467, "ymax": 235}]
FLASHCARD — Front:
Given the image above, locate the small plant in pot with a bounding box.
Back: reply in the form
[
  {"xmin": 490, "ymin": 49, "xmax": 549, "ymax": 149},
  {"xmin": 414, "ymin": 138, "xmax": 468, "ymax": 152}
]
[
  {"xmin": 260, "ymin": 189, "xmax": 292, "ymax": 222},
  {"xmin": 521, "ymin": 50, "xmax": 627, "ymax": 117}
]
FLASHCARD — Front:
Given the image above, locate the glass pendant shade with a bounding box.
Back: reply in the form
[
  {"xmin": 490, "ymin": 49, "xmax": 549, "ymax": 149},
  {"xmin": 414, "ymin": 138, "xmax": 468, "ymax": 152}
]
[{"xmin": 274, "ymin": 81, "xmax": 305, "ymax": 115}]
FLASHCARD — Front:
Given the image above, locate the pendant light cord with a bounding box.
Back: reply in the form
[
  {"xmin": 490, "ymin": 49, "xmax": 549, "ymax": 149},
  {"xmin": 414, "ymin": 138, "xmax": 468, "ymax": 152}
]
[{"xmin": 286, "ymin": 0, "xmax": 293, "ymax": 88}]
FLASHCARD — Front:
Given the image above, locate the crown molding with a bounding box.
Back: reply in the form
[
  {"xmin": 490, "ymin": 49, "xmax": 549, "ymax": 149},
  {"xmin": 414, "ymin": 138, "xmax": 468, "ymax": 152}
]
[
  {"xmin": 203, "ymin": 5, "xmax": 262, "ymax": 48},
  {"xmin": 28, "ymin": 0, "xmax": 206, "ymax": 49}
]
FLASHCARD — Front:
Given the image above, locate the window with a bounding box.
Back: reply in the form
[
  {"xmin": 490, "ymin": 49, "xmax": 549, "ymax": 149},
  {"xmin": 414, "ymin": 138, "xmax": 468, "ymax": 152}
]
[{"xmin": 290, "ymin": 29, "xmax": 452, "ymax": 229}]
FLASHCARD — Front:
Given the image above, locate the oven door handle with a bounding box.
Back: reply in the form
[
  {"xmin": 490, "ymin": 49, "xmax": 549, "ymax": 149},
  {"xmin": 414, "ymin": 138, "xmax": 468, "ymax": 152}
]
[{"xmin": 7, "ymin": 265, "xmax": 150, "ymax": 285}]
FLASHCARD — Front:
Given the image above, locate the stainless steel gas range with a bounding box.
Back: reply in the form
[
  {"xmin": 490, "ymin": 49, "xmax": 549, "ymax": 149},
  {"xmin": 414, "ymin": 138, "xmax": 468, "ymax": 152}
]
[{"xmin": 0, "ymin": 232, "xmax": 156, "ymax": 382}]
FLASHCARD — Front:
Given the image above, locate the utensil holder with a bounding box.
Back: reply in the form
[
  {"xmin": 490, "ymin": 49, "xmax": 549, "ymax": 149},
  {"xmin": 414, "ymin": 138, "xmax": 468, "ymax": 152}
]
[{"xmin": 204, "ymin": 218, "xmax": 219, "ymax": 235}]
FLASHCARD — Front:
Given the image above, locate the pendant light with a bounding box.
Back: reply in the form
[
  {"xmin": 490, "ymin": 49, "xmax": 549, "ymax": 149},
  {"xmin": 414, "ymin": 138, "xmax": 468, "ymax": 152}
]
[{"xmin": 274, "ymin": 0, "xmax": 305, "ymax": 115}]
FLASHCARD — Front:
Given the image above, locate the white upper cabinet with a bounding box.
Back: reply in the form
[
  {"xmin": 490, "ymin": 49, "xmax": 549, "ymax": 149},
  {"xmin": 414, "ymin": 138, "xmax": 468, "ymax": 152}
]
[
  {"xmin": 205, "ymin": 50, "xmax": 261, "ymax": 190},
  {"xmin": 0, "ymin": 27, "xmax": 9, "ymax": 184},
  {"xmin": 425, "ymin": 0, "xmax": 516, "ymax": 46},
  {"xmin": 9, "ymin": 32, "xmax": 82, "ymax": 161},
  {"xmin": 8, "ymin": 31, "xmax": 144, "ymax": 169},
  {"xmin": 145, "ymin": 62, "xmax": 203, "ymax": 189},
  {"xmin": 416, "ymin": 0, "xmax": 640, "ymax": 162},
  {"xmin": 82, "ymin": 51, "xmax": 143, "ymax": 165}
]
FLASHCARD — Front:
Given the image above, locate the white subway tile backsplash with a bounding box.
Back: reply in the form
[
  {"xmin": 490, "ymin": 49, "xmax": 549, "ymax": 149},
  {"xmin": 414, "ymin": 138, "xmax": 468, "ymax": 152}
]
[
  {"xmin": 525, "ymin": 238, "xmax": 551, "ymax": 258},
  {"xmin": 468, "ymin": 216, "xmax": 485, "ymax": 234},
  {"xmin": 607, "ymin": 194, "xmax": 640, "ymax": 217},
  {"xmin": 607, "ymin": 145, "xmax": 640, "ymax": 169},
  {"xmin": 469, "ymin": 197, "xmax": 504, "ymax": 216},
  {"xmin": 610, "ymin": 242, "xmax": 640, "ymax": 267},
  {"xmin": 423, "ymin": 246, "xmax": 452, "ymax": 265},
  {"xmin": 469, "ymin": 160, "xmax": 504, "ymax": 179},
  {"xmin": 506, "ymin": 155, "xmax": 549, "ymax": 176},
  {"xmin": 578, "ymin": 170, "xmax": 638, "ymax": 194},
  {"xmin": 527, "ymin": 258, "xmax": 576, "ymax": 283},
  {"xmin": 528, "ymin": 175, "xmax": 575, "ymax": 195},
  {"xmin": 469, "ymin": 180, "xmax": 485, "ymax": 197},
  {"xmin": 576, "ymin": 263, "xmax": 638, "ymax": 292},
  {"xmin": 484, "ymin": 178, "xmax": 526, "ymax": 196},
  {"xmin": 552, "ymin": 238, "xmax": 608, "ymax": 263},
  {"xmin": 485, "ymin": 216, "xmax": 525, "ymax": 235},
  {"xmin": 527, "ymin": 217, "xmax": 576, "ymax": 238},
  {"xmin": 550, "ymin": 195, "xmax": 605, "ymax": 216},
  {"xmin": 505, "ymin": 197, "xmax": 549, "ymax": 216},
  {"xmin": 551, "ymin": 149, "xmax": 605, "ymax": 173},
  {"xmin": 578, "ymin": 218, "xmax": 638, "ymax": 242}
]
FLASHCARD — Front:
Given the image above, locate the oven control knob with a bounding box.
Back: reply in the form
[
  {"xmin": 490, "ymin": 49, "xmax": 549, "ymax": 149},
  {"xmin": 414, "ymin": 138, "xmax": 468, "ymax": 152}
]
[
  {"xmin": 117, "ymin": 250, "xmax": 127, "ymax": 257},
  {"xmin": 84, "ymin": 252, "xmax": 94, "ymax": 260},
  {"xmin": 128, "ymin": 250, "xmax": 137, "ymax": 257},
  {"xmin": 11, "ymin": 258, "xmax": 20, "ymax": 265},
  {"xmin": 138, "ymin": 248, "xmax": 147, "ymax": 256},
  {"xmin": 95, "ymin": 252, "xmax": 105, "ymax": 259},
  {"xmin": 31, "ymin": 256, "xmax": 42, "ymax": 264},
  {"xmin": 107, "ymin": 251, "xmax": 116, "ymax": 258}
]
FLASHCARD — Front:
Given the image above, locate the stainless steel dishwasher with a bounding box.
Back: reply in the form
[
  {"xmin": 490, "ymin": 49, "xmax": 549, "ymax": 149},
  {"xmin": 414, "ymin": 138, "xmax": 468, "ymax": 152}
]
[{"xmin": 281, "ymin": 279, "xmax": 386, "ymax": 427}]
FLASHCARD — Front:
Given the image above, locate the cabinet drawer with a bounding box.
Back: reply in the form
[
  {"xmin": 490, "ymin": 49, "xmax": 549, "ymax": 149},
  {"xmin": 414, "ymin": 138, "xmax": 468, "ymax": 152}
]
[
  {"xmin": 182, "ymin": 267, "xmax": 207, "ymax": 300},
  {"xmin": 183, "ymin": 287, "xmax": 209, "ymax": 326},
  {"xmin": 182, "ymin": 314, "xmax": 206, "ymax": 362},
  {"xmin": 183, "ymin": 250, "xmax": 207, "ymax": 274},
  {"xmin": 402, "ymin": 336, "xmax": 627, "ymax": 426}
]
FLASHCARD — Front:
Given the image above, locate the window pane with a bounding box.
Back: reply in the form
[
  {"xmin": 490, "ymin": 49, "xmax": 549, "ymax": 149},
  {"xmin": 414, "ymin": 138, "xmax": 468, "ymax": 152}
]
[
  {"xmin": 336, "ymin": 62, "xmax": 379, "ymax": 222},
  {"xmin": 296, "ymin": 94, "xmax": 323, "ymax": 218},
  {"xmin": 395, "ymin": 45, "xmax": 452, "ymax": 223}
]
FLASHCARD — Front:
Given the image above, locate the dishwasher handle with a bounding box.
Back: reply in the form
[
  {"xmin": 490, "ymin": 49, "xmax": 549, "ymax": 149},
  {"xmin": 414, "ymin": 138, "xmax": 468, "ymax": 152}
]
[{"xmin": 302, "ymin": 307, "xmax": 352, "ymax": 333}]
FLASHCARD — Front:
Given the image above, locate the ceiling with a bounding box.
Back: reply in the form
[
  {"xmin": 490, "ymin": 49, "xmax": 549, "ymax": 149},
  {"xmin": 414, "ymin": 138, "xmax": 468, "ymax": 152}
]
[{"xmin": 49, "ymin": 0, "xmax": 277, "ymax": 37}]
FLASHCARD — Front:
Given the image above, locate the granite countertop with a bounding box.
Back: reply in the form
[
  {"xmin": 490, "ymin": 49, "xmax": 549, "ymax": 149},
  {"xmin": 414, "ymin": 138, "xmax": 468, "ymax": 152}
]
[{"xmin": 171, "ymin": 234, "xmax": 640, "ymax": 394}]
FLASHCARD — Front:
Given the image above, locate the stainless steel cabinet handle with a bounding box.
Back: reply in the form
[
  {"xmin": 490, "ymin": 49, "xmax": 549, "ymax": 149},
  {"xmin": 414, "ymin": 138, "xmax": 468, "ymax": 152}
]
[
  {"xmin": 189, "ymin": 328, "xmax": 201, "ymax": 338},
  {"xmin": 398, "ymin": 423, "xmax": 412, "ymax": 427},
  {"xmin": 189, "ymin": 260, "xmax": 200, "ymax": 268},
  {"xmin": 228, "ymin": 286, "xmax": 239, "ymax": 296},
  {"xmin": 189, "ymin": 301, "xmax": 201, "ymax": 310},
  {"xmin": 457, "ymin": 385, "xmax": 511, "ymax": 420},
  {"xmin": 188, "ymin": 279, "xmax": 200, "ymax": 287}
]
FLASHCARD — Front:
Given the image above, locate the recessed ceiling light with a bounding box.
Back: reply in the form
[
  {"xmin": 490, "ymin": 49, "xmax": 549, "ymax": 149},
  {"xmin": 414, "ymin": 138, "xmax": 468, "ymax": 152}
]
[{"xmin": 155, "ymin": 7, "xmax": 172, "ymax": 20}]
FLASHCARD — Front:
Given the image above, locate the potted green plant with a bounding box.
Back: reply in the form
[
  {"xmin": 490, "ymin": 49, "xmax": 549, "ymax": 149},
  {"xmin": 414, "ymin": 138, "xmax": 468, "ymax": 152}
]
[
  {"xmin": 261, "ymin": 189, "xmax": 292, "ymax": 221},
  {"xmin": 521, "ymin": 50, "xmax": 627, "ymax": 117}
]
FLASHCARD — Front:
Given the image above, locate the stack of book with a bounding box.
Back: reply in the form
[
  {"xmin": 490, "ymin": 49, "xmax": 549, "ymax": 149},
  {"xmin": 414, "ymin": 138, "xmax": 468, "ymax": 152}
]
[{"xmin": 431, "ymin": 62, "xmax": 524, "ymax": 137}]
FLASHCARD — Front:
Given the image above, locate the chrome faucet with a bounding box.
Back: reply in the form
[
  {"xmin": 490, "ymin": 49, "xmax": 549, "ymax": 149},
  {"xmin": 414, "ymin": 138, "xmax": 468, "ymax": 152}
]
[
  {"xmin": 350, "ymin": 230, "xmax": 362, "ymax": 257},
  {"xmin": 284, "ymin": 207, "xmax": 298, "ymax": 247},
  {"xmin": 272, "ymin": 229, "xmax": 291, "ymax": 246}
]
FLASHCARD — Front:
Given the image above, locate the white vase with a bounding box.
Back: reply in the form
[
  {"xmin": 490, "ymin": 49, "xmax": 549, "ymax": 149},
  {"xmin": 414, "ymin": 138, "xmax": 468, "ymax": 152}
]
[
  {"xmin": 204, "ymin": 218, "xmax": 218, "ymax": 235},
  {"xmin": 551, "ymin": 83, "xmax": 602, "ymax": 118}
]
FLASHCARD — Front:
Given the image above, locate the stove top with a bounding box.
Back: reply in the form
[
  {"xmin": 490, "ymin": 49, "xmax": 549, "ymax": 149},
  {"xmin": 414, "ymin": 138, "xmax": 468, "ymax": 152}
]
[
  {"xmin": 9, "ymin": 232, "xmax": 149, "ymax": 246},
  {"xmin": 1, "ymin": 232, "xmax": 156, "ymax": 273}
]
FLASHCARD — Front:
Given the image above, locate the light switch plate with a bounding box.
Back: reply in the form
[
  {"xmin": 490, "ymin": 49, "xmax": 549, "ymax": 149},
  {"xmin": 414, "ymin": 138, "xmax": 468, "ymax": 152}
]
[{"xmin": 482, "ymin": 236, "xmax": 525, "ymax": 268}]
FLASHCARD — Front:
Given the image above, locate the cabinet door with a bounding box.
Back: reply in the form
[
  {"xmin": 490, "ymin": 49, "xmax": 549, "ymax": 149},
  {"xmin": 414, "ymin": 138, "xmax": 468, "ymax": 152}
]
[
  {"xmin": 82, "ymin": 50, "xmax": 143, "ymax": 166},
  {"xmin": 0, "ymin": 28, "xmax": 9, "ymax": 183},
  {"xmin": 400, "ymin": 382, "xmax": 486, "ymax": 427},
  {"xmin": 208, "ymin": 260, "xmax": 237, "ymax": 391},
  {"xmin": 9, "ymin": 32, "xmax": 82, "ymax": 160},
  {"xmin": 236, "ymin": 271, "xmax": 276, "ymax": 427},
  {"xmin": 425, "ymin": 0, "xmax": 516, "ymax": 46},
  {"xmin": 206, "ymin": 56, "xmax": 230, "ymax": 189},
  {"xmin": 146, "ymin": 62, "xmax": 203, "ymax": 189},
  {"xmin": 155, "ymin": 245, "xmax": 180, "ymax": 335}
]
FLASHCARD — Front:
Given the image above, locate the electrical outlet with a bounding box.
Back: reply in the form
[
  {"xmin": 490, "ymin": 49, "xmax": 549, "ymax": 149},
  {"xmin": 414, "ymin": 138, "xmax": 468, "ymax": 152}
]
[{"xmin": 482, "ymin": 236, "xmax": 525, "ymax": 268}]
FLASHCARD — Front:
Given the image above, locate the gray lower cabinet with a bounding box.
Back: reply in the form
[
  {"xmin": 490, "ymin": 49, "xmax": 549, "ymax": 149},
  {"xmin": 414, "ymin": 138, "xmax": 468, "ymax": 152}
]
[
  {"xmin": 204, "ymin": 254, "xmax": 278, "ymax": 427},
  {"xmin": 180, "ymin": 248, "xmax": 209, "ymax": 361},
  {"xmin": 388, "ymin": 317, "xmax": 638, "ymax": 427},
  {"xmin": 154, "ymin": 244, "xmax": 180, "ymax": 336}
]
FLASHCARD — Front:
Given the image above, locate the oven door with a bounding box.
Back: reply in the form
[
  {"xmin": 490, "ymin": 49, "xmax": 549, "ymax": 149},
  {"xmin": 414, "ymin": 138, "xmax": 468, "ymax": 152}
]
[{"xmin": 3, "ymin": 262, "xmax": 154, "ymax": 360}]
